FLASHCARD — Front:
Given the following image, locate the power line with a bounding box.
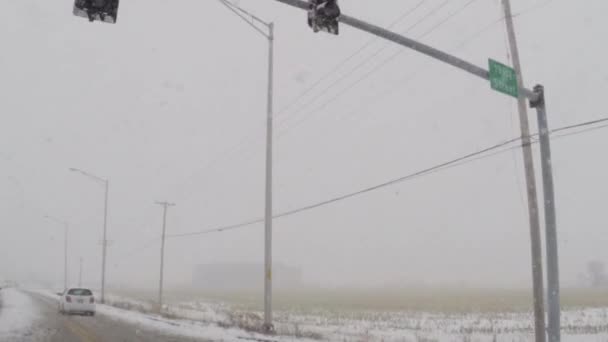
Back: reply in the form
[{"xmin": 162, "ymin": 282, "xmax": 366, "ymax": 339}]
[
  {"xmin": 417, "ymin": 0, "xmax": 480, "ymax": 38},
  {"xmin": 298, "ymin": 14, "xmax": 508, "ymax": 131},
  {"xmin": 275, "ymin": 0, "xmax": 431, "ymax": 118},
  {"xmin": 166, "ymin": 115, "xmax": 608, "ymax": 239},
  {"xmin": 276, "ymin": 140, "xmax": 521, "ymax": 218},
  {"xmin": 550, "ymin": 117, "xmax": 608, "ymax": 134},
  {"xmin": 450, "ymin": 120, "xmax": 608, "ymax": 171},
  {"xmin": 452, "ymin": 16, "xmax": 505, "ymax": 50},
  {"xmin": 169, "ymin": 136, "xmax": 518, "ymax": 239},
  {"xmin": 275, "ymin": 0, "xmax": 453, "ymax": 132},
  {"xmin": 258, "ymin": 0, "xmax": 437, "ymax": 127},
  {"xmin": 552, "ymin": 122, "xmax": 608, "ymax": 140},
  {"xmin": 154, "ymin": 8, "xmax": 516, "ymax": 219},
  {"xmin": 275, "ymin": 0, "xmax": 483, "ymax": 138},
  {"xmin": 171, "ymin": 137, "xmax": 518, "ymax": 238},
  {"xmin": 167, "ymin": 218, "xmax": 264, "ymax": 239},
  {"xmin": 131, "ymin": 116, "xmax": 608, "ymax": 247}
]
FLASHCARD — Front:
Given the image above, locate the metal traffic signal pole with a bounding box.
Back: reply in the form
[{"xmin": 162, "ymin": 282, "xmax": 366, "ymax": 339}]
[
  {"xmin": 531, "ymin": 85, "xmax": 561, "ymax": 342},
  {"xmin": 269, "ymin": 1, "xmax": 559, "ymax": 340}
]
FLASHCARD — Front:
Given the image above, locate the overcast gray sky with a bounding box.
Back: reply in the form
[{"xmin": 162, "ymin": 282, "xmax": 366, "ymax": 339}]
[{"xmin": 1, "ymin": 0, "xmax": 607, "ymax": 290}]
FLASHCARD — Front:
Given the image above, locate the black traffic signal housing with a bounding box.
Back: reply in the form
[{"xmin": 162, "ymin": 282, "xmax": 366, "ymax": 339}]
[
  {"xmin": 307, "ymin": 0, "xmax": 341, "ymax": 35},
  {"xmin": 73, "ymin": 0, "xmax": 120, "ymax": 24}
]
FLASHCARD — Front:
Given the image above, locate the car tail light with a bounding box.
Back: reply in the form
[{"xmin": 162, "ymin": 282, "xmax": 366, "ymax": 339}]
[
  {"xmin": 90, "ymin": 297, "xmax": 95, "ymax": 304},
  {"xmin": 66, "ymin": 296, "xmax": 72, "ymax": 303}
]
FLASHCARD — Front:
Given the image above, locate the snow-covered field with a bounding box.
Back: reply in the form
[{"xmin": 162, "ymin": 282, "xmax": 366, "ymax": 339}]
[
  {"xmin": 166, "ymin": 300, "xmax": 608, "ymax": 342},
  {"xmin": 0, "ymin": 288, "xmax": 39, "ymax": 340}
]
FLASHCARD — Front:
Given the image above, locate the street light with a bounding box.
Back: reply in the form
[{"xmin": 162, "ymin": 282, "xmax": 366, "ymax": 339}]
[
  {"xmin": 69, "ymin": 167, "xmax": 109, "ymax": 304},
  {"xmin": 217, "ymin": 0, "xmax": 275, "ymax": 333},
  {"xmin": 44, "ymin": 215, "xmax": 69, "ymax": 292}
]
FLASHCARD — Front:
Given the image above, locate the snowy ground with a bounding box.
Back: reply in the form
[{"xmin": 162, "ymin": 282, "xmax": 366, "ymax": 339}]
[
  {"xmin": 0, "ymin": 288, "xmax": 39, "ymax": 340},
  {"xmin": 26, "ymin": 289, "xmax": 608, "ymax": 341}
]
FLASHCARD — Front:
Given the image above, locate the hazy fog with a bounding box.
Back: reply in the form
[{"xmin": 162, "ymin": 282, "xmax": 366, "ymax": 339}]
[{"xmin": 1, "ymin": 0, "xmax": 607, "ymax": 291}]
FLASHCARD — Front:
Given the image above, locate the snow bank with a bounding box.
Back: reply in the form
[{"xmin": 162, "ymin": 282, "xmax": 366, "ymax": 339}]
[
  {"xmin": 98, "ymin": 304, "xmax": 316, "ymax": 342},
  {"xmin": 0, "ymin": 288, "xmax": 39, "ymax": 340}
]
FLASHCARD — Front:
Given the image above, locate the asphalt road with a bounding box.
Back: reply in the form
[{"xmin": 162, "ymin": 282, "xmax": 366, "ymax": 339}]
[{"xmin": 1, "ymin": 291, "xmax": 206, "ymax": 342}]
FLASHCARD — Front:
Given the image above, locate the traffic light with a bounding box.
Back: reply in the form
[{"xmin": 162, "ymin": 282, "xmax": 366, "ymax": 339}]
[
  {"xmin": 307, "ymin": 0, "xmax": 340, "ymax": 35},
  {"xmin": 73, "ymin": 0, "xmax": 120, "ymax": 24}
]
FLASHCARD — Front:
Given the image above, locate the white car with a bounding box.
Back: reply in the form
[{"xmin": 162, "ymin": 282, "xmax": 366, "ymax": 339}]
[{"xmin": 58, "ymin": 288, "xmax": 96, "ymax": 316}]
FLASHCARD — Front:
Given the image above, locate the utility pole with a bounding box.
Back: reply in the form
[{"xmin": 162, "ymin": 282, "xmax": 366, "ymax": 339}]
[
  {"xmin": 263, "ymin": 21, "xmax": 275, "ymax": 335},
  {"xmin": 101, "ymin": 179, "xmax": 109, "ymax": 304},
  {"xmin": 69, "ymin": 168, "xmax": 110, "ymax": 304},
  {"xmin": 501, "ymin": 1, "xmax": 546, "ymax": 341},
  {"xmin": 156, "ymin": 201, "xmax": 175, "ymax": 312},
  {"xmin": 217, "ymin": 0, "xmax": 275, "ymax": 333},
  {"xmin": 64, "ymin": 224, "xmax": 68, "ymax": 291},
  {"xmin": 79, "ymin": 258, "xmax": 83, "ymax": 287},
  {"xmin": 266, "ymin": 1, "xmax": 558, "ymax": 340}
]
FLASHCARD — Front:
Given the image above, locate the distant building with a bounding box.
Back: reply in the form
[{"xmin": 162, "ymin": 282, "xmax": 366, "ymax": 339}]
[{"xmin": 192, "ymin": 263, "xmax": 302, "ymax": 291}]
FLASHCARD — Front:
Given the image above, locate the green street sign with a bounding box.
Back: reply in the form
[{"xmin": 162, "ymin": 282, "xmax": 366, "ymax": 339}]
[{"xmin": 489, "ymin": 59, "xmax": 519, "ymax": 98}]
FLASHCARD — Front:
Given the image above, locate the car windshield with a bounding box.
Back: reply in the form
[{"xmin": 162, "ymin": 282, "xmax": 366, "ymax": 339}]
[
  {"xmin": 2, "ymin": 1, "xmax": 606, "ymax": 341},
  {"xmin": 67, "ymin": 289, "xmax": 93, "ymax": 296}
]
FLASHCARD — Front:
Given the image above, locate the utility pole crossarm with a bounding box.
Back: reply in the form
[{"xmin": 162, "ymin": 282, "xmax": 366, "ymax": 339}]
[
  {"xmin": 155, "ymin": 201, "xmax": 176, "ymax": 207},
  {"xmin": 271, "ymin": 0, "xmax": 537, "ymax": 100}
]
